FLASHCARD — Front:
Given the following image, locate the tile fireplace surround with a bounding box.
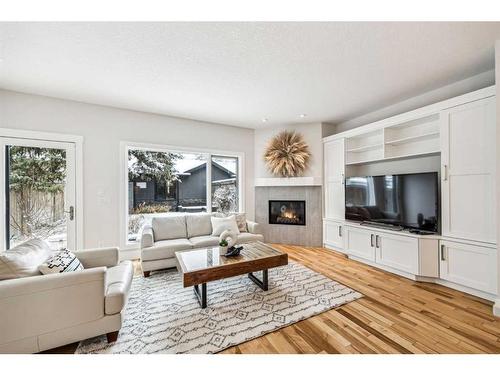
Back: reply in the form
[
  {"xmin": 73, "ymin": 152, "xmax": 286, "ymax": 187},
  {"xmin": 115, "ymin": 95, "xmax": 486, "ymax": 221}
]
[{"xmin": 255, "ymin": 186, "xmax": 322, "ymax": 246}]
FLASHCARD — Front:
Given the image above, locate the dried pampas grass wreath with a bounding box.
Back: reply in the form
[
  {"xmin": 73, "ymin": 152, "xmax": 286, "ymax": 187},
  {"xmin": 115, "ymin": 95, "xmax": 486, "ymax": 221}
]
[{"xmin": 264, "ymin": 130, "xmax": 311, "ymax": 177}]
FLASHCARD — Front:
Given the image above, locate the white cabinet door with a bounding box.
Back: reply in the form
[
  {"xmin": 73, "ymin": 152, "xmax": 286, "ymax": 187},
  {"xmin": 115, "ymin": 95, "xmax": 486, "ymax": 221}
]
[
  {"xmin": 345, "ymin": 226, "xmax": 375, "ymax": 261},
  {"xmin": 375, "ymin": 232, "xmax": 419, "ymax": 274},
  {"xmin": 324, "ymin": 138, "xmax": 345, "ymax": 182},
  {"xmin": 323, "ymin": 220, "xmax": 345, "ymax": 252},
  {"xmin": 324, "ymin": 139, "xmax": 345, "ymax": 220},
  {"xmin": 325, "ymin": 181, "xmax": 345, "ymax": 220},
  {"xmin": 441, "ymin": 97, "xmax": 496, "ymax": 243},
  {"xmin": 439, "ymin": 240, "xmax": 497, "ymax": 294}
]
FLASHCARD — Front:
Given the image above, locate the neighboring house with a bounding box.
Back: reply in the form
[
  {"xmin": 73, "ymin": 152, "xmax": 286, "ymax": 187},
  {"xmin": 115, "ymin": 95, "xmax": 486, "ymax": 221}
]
[{"xmin": 129, "ymin": 160, "xmax": 236, "ymax": 212}]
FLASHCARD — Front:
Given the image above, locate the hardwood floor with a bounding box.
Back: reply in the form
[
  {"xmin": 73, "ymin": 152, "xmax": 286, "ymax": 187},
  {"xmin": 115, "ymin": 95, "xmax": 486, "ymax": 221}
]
[{"xmin": 44, "ymin": 245, "xmax": 500, "ymax": 354}]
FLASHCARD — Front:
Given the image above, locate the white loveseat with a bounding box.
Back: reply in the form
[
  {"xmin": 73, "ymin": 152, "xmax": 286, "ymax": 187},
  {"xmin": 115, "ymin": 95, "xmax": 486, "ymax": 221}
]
[
  {"xmin": 0, "ymin": 247, "xmax": 133, "ymax": 353},
  {"xmin": 140, "ymin": 213, "xmax": 263, "ymax": 276}
]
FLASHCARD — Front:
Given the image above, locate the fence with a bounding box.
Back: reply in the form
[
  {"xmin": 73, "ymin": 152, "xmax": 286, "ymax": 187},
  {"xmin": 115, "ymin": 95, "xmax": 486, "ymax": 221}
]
[{"xmin": 8, "ymin": 189, "xmax": 65, "ymax": 240}]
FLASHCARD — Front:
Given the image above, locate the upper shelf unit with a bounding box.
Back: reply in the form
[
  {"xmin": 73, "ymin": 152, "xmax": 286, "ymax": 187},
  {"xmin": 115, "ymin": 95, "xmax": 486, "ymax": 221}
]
[
  {"xmin": 345, "ymin": 129, "xmax": 384, "ymax": 165},
  {"xmin": 345, "ymin": 114, "xmax": 440, "ymax": 165},
  {"xmin": 384, "ymin": 114, "xmax": 440, "ymax": 160}
]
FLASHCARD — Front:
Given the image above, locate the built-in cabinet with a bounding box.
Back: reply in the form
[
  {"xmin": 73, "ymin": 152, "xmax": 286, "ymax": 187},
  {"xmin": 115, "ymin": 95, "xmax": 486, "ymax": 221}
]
[
  {"xmin": 322, "ymin": 86, "xmax": 498, "ymax": 301},
  {"xmin": 440, "ymin": 97, "xmax": 496, "ymax": 244},
  {"xmin": 323, "ymin": 219, "xmax": 344, "ymax": 252},
  {"xmin": 324, "ymin": 138, "xmax": 345, "ymax": 220},
  {"xmin": 345, "ymin": 224, "xmax": 439, "ymax": 278},
  {"xmin": 439, "ymin": 240, "xmax": 497, "ymax": 295},
  {"xmin": 345, "ymin": 226, "xmax": 376, "ymax": 261}
]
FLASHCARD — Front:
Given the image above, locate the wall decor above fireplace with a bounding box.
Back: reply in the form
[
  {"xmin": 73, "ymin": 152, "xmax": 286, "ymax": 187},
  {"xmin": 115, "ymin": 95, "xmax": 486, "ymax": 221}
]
[
  {"xmin": 269, "ymin": 200, "xmax": 306, "ymax": 226},
  {"xmin": 264, "ymin": 130, "xmax": 311, "ymax": 177}
]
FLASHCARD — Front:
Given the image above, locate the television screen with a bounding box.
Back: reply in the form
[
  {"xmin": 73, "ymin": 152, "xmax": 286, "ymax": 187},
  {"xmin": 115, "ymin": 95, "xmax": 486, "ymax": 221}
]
[{"xmin": 345, "ymin": 172, "xmax": 439, "ymax": 232}]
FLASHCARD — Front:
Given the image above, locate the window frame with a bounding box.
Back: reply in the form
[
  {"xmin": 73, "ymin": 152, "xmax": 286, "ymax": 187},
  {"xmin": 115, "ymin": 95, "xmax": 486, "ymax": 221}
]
[{"xmin": 120, "ymin": 141, "xmax": 245, "ymax": 250}]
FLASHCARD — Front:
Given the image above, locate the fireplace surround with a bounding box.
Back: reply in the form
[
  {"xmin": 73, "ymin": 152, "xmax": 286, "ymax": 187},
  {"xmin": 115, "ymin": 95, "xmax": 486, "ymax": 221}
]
[
  {"xmin": 269, "ymin": 200, "xmax": 306, "ymax": 225},
  {"xmin": 255, "ymin": 186, "xmax": 322, "ymax": 246}
]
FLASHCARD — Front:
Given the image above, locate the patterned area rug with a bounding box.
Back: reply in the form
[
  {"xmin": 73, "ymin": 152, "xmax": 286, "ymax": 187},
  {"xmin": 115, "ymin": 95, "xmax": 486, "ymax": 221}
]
[{"xmin": 76, "ymin": 261, "xmax": 362, "ymax": 354}]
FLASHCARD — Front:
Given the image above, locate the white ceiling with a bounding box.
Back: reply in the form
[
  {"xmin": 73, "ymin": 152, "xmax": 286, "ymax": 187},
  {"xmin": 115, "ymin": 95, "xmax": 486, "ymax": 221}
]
[{"xmin": 0, "ymin": 22, "xmax": 499, "ymax": 129}]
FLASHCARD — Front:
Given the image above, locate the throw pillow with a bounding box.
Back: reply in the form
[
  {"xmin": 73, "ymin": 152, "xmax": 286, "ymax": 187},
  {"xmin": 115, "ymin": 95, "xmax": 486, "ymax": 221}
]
[
  {"xmin": 230, "ymin": 212, "xmax": 248, "ymax": 232},
  {"xmin": 39, "ymin": 249, "xmax": 84, "ymax": 275},
  {"xmin": 0, "ymin": 238, "xmax": 53, "ymax": 280},
  {"xmin": 211, "ymin": 215, "xmax": 240, "ymax": 236}
]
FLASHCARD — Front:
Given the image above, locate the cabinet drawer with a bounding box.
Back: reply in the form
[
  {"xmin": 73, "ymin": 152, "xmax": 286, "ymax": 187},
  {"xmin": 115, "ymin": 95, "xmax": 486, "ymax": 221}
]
[
  {"xmin": 375, "ymin": 232, "xmax": 419, "ymax": 274},
  {"xmin": 439, "ymin": 240, "xmax": 497, "ymax": 294},
  {"xmin": 345, "ymin": 227, "xmax": 375, "ymax": 261}
]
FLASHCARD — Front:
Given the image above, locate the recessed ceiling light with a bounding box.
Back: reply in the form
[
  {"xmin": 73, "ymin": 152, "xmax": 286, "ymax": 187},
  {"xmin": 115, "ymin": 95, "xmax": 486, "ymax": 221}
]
[
  {"xmin": 299, "ymin": 114, "xmax": 307, "ymax": 118},
  {"xmin": 262, "ymin": 118, "xmax": 269, "ymax": 123}
]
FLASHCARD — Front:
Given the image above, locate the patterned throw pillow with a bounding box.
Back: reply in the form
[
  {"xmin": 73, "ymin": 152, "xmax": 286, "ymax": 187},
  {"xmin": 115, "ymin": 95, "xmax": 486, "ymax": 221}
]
[
  {"xmin": 230, "ymin": 212, "xmax": 248, "ymax": 232},
  {"xmin": 39, "ymin": 249, "xmax": 84, "ymax": 275}
]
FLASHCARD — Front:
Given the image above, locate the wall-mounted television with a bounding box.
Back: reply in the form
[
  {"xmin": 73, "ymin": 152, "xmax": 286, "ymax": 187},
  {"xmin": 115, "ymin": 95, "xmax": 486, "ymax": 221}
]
[{"xmin": 345, "ymin": 172, "xmax": 439, "ymax": 233}]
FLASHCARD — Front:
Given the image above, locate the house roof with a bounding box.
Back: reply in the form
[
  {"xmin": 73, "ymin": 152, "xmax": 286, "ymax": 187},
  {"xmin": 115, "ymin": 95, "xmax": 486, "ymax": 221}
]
[{"xmin": 179, "ymin": 160, "xmax": 235, "ymax": 177}]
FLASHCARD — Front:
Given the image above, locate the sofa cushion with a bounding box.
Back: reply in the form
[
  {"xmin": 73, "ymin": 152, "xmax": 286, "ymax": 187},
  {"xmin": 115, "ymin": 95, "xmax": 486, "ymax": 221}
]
[
  {"xmin": 0, "ymin": 239, "xmax": 53, "ymax": 280},
  {"xmin": 186, "ymin": 213, "xmax": 212, "ymax": 238},
  {"xmin": 39, "ymin": 249, "xmax": 84, "ymax": 275},
  {"xmin": 189, "ymin": 235, "xmax": 220, "ymax": 248},
  {"xmin": 141, "ymin": 239, "xmax": 192, "ymax": 261},
  {"xmin": 105, "ymin": 260, "xmax": 134, "ymax": 315},
  {"xmin": 152, "ymin": 215, "xmax": 187, "ymax": 241},
  {"xmin": 237, "ymin": 232, "xmax": 264, "ymax": 244},
  {"xmin": 211, "ymin": 215, "xmax": 240, "ymax": 236}
]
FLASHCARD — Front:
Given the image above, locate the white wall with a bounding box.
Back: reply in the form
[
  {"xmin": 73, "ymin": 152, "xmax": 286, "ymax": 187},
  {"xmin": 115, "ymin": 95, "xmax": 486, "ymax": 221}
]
[
  {"xmin": 495, "ymin": 41, "xmax": 500, "ymax": 317},
  {"xmin": 0, "ymin": 89, "xmax": 255, "ymax": 250},
  {"xmin": 336, "ymin": 70, "xmax": 495, "ymax": 133},
  {"xmin": 255, "ymin": 122, "xmax": 334, "ymax": 179}
]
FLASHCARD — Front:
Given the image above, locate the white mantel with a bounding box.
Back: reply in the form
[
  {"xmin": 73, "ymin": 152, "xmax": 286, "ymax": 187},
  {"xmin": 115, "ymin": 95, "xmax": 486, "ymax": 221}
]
[{"xmin": 254, "ymin": 176, "xmax": 323, "ymax": 187}]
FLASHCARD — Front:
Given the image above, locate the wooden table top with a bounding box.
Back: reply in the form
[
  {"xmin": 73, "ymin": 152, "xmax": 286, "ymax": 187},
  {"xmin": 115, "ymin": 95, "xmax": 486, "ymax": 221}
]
[{"xmin": 176, "ymin": 242, "xmax": 288, "ymax": 287}]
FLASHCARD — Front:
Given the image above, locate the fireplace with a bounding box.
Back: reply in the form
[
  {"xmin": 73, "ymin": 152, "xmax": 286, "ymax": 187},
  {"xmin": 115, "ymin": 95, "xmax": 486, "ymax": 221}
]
[{"xmin": 269, "ymin": 200, "xmax": 306, "ymax": 226}]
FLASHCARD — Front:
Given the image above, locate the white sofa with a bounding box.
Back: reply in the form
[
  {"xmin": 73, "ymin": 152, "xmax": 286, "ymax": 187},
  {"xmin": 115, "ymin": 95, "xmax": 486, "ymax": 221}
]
[
  {"xmin": 140, "ymin": 213, "xmax": 263, "ymax": 276},
  {"xmin": 0, "ymin": 247, "xmax": 133, "ymax": 353}
]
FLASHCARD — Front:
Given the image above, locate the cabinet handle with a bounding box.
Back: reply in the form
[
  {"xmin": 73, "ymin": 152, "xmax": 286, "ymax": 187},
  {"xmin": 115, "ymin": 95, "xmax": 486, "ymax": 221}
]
[
  {"xmin": 440, "ymin": 244, "xmax": 446, "ymax": 261},
  {"xmin": 370, "ymin": 234, "xmax": 374, "ymax": 247},
  {"xmin": 338, "ymin": 226, "xmax": 342, "ymax": 237},
  {"xmin": 443, "ymin": 165, "xmax": 448, "ymax": 181},
  {"xmin": 376, "ymin": 235, "xmax": 380, "ymax": 248},
  {"xmin": 341, "ymin": 173, "xmax": 345, "ymax": 185}
]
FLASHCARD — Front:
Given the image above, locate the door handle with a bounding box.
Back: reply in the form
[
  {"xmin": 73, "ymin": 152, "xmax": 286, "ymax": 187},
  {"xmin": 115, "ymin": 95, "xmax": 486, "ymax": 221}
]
[
  {"xmin": 440, "ymin": 244, "xmax": 446, "ymax": 261},
  {"xmin": 338, "ymin": 226, "xmax": 342, "ymax": 237},
  {"xmin": 370, "ymin": 234, "xmax": 374, "ymax": 247},
  {"xmin": 375, "ymin": 235, "xmax": 380, "ymax": 248},
  {"xmin": 65, "ymin": 206, "xmax": 75, "ymax": 221}
]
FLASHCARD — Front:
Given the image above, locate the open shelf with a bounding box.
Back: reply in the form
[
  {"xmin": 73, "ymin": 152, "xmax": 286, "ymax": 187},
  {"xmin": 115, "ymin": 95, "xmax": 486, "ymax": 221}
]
[
  {"xmin": 385, "ymin": 131, "xmax": 439, "ymax": 146},
  {"xmin": 346, "ymin": 143, "xmax": 384, "ymax": 153},
  {"xmin": 345, "ymin": 129, "xmax": 384, "ymax": 165}
]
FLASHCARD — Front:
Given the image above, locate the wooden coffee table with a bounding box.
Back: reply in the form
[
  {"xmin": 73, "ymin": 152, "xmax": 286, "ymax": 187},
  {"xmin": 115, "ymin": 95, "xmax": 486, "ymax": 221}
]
[{"xmin": 176, "ymin": 242, "xmax": 288, "ymax": 308}]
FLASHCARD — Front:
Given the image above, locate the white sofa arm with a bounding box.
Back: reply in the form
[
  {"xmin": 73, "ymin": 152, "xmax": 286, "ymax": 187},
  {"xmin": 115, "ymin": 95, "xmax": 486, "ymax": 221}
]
[
  {"xmin": 73, "ymin": 247, "xmax": 119, "ymax": 268},
  {"xmin": 246, "ymin": 220, "xmax": 262, "ymax": 235},
  {"xmin": 141, "ymin": 225, "xmax": 154, "ymax": 249},
  {"xmin": 0, "ymin": 267, "xmax": 106, "ymax": 349}
]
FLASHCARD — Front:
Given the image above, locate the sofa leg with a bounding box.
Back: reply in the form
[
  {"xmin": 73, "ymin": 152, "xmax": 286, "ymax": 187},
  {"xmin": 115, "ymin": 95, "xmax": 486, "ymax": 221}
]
[
  {"xmin": 106, "ymin": 330, "xmax": 119, "ymax": 343},
  {"xmin": 143, "ymin": 271, "xmax": 151, "ymax": 278}
]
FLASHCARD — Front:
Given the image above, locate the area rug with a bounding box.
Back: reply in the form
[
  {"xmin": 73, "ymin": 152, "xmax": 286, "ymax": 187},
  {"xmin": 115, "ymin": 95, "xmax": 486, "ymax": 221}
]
[{"xmin": 76, "ymin": 261, "xmax": 362, "ymax": 354}]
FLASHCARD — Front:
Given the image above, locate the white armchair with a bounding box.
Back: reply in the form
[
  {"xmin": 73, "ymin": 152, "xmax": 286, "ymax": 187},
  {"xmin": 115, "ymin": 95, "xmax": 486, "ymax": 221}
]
[{"xmin": 0, "ymin": 247, "xmax": 133, "ymax": 353}]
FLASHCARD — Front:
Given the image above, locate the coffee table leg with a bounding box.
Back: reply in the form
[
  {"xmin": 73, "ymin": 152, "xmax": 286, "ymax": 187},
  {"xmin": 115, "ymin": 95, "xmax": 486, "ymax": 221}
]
[
  {"xmin": 193, "ymin": 283, "xmax": 207, "ymax": 308},
  {"xmin": 248, "ymin": 269, "xmax": 268, "ymax": 291}
]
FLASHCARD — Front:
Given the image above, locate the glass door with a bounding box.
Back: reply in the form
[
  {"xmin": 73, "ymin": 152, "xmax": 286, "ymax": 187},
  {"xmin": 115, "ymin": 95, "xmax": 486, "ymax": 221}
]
[{"xmin": 0, "ymin": 138, "xmax": 77, "ymax": 251}]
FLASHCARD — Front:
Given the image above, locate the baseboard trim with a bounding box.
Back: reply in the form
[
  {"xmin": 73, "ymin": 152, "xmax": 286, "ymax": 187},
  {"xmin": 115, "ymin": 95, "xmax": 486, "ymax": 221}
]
[
  {"xmin": 494, "ymin": 299, "xmax": 500, "ymax": 317},
  {"xmin": 345, "ymin": 254, "xmax": 497, "ymax": 302}
]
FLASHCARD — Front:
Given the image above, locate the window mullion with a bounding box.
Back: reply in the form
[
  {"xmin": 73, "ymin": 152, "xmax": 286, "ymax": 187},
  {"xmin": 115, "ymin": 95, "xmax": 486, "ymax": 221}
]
[{"xmin": 206, "ymin": 153, "xmax": 212, "ymax": 213}]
